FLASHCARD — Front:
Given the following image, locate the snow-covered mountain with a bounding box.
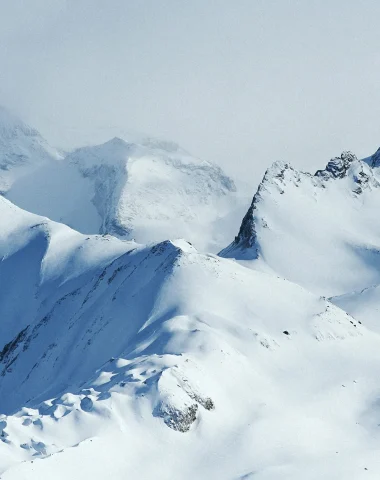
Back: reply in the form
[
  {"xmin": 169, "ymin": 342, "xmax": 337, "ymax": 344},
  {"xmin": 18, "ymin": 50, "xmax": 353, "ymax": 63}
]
[
  {"xmin": 221, "ymin": 150, "xmax": 380, "ymax": 297},
  {"xmin": 220, "ymin": 149, "xmax": 380, "ymax": 392},
  {"xmin": 1, "ymin": 195, "xmax": 379, "ymax": 480},
  {"xmin": 3, "ymin": 121, "xmax": 245, "ymax": 252},
  {"xmin": 0, "ymin": 107, "xmax": 62, "ymax": 192},
  {"xmin": 2, "ymin": 107, "xmax": 380, "ymax": 480}
]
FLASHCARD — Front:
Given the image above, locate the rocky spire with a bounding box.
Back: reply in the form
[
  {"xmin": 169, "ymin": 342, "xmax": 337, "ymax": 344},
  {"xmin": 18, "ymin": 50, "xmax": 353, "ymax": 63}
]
[{"xmin": 315, "ymin": 151, "xmax": 357, "ymax": 179}]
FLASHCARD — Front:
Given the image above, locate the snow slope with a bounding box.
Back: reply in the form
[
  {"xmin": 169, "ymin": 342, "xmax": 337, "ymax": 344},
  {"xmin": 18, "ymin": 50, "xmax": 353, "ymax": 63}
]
[
  {"xmin": 1, "ymin": 196, "xmax": 380, "ymax": 479},
  {"xmin": 332, "ymin": 285, "xmax": 380, "ymax": 334},
  {"xmin": 5, "ymin": 134, "xmax": 245, "ymax": 252},
  {"xmin": 0, "ymin": 107, "xmax": 62, "ymax": 192},
  {"xmin": 221, "ymin": 151, "xmax": 380, "ymax": 297}
]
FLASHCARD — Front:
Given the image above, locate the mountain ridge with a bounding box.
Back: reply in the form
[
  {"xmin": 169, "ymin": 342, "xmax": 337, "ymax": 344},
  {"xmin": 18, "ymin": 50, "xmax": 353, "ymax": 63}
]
[
  {"xmin": 220, "ymin": 148, "xmax": 380, "ymax": 295},
  {"xmin": 0, "ymin": 193, "xmax": 373, "ymax": 480}
]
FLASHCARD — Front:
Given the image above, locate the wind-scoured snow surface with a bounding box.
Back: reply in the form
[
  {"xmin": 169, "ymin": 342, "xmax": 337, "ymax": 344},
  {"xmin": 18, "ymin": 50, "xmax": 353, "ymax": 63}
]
[{"xmin": 1, "ymin": 108, "xmax": 380, "ymax": 479}]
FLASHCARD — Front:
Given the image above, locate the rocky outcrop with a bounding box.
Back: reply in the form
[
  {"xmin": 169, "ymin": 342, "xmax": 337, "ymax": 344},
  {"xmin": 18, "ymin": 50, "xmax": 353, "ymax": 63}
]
[
  {"xmin": 155, "ymin": 402, "xmax": 198, "ymax": 432},
  {"xmin": 315, "ymin": 151, "xmax": 357, "ymax": 179}
]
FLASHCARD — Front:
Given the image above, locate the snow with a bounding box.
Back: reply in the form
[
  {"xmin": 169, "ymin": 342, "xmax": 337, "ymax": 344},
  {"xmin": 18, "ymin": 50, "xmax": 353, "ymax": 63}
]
[
  {"xmin": 331, "ymin": 284, "xmax": 380, "ymax": 333},
  {"xmin": 4, "ymin": 128, "xmax": 247, "ymax": 253},
  {"xmin": 0, "ymin": 193, "xmax": 379, "ymax": 479},
  {"xmin": 0, "ymin": 106, "xmax": 62, "ymax": 192},
  {"xmin": 221, "ymin": 153, "xmax": 380, "ymax": 296},
  {"xmin": 1, "ymin": 109, "xmax": 380, "ymax": 479}
]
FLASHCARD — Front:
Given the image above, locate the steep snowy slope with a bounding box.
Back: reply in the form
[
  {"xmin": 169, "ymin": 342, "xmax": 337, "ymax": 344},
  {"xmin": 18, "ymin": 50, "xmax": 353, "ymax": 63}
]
[
  {"xmin": 6, "ymin": 135, "xmax": 244, "ymax": 252},
  {"xmin": 1, "ymin": 197, "xmax": 380, "ymax": 480},
  {"xmin": 0, "ymin": 107, "xmax": 62, "ymax": 192},
  {"xmin": 221, "ymin": 151, "xmax": 380, "ymax": 297}
]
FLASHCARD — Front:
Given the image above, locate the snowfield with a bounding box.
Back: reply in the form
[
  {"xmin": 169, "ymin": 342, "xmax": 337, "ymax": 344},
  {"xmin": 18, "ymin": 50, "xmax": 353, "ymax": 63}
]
[{"xmin": 1, "ymin": 108, "xmax": 380, "ymax": 479}]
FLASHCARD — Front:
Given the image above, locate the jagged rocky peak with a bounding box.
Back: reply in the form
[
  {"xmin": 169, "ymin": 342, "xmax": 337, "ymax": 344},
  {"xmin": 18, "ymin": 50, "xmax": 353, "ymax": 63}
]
[
  {"xmin": 262, "ymin": 160, "xmax": 296, "ymax": 182},
  {"xmin": 220, "ymin": 148, "xmax": 380, "ymax": 259},
  {"xmin": 313, "ymin": 149, "xmax": 380, "ymax": 193},
  {"xmin": 315, "ymin": 151, "xmax": 357, "ymax": 179},
  {"xmin": 220, "ymin": 161, "xmax": 298, "ymax": 254},
  {"xmin": 261, "ymin": 151, "xmax": 364, "ymax": 186},
  {"xmin": 258, "ymin": 161, "xmax": 308, "ymax": 194}
]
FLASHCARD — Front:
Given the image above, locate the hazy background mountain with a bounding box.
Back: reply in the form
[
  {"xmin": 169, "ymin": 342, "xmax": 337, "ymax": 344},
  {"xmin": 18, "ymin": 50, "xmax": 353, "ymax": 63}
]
[
  {"xmin": 1, "ymin": 1, "xmax": 380, "ymax": 183},
  {"xmin": 0, "ymin": 107, "xmax": 249, "ymax": 252}
]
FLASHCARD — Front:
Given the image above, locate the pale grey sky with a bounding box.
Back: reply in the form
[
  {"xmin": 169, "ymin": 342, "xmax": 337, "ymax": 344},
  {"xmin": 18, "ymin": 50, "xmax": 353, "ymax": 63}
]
[{"xmin": 1, "ymin": 0, "xmax": 380, "ymax": 182}]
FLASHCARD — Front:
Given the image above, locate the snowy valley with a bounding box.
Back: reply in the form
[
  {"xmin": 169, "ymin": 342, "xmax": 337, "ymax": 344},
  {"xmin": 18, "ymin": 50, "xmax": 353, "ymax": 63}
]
[{"xmin": 0, "ymin": 108, "xmax": 380, "ymax": 479}]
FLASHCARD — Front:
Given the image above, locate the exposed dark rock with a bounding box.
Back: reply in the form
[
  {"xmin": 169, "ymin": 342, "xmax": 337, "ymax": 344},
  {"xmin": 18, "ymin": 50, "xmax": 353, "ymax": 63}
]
[
  {"xmin": 319, "ymin": 151, "xmax": 356, "ymax": 178},
  {"xmin": 221, "ymin": 162, "xmax": 299, "ymax": 256},
  {"xmin": 186, "ymin": 392, "xmax": 215, "ymax": 411},
  {"xmin": 369, "ymin": 147, "xmax": 380, "ymax": 168},
  {"xmin": 0, "ymin": 327, "xmax": 29, "ymax": 363},
  {"xmin": 155, "ymin": 402, "xmax": 198, "ymax": 432},
  {"xmin": 0, "ymin": 419, "xmax": 7, "ymax": 434},
  {"xmin": 315, "ymin": 151, "xmax": 357, "ymax": 179}
]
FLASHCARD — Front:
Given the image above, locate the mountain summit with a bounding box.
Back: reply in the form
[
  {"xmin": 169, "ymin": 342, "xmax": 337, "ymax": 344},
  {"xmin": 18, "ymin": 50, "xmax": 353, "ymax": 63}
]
[{"xmin": 220, "ymin": 150, "xmax": 380, "ymax": 296}]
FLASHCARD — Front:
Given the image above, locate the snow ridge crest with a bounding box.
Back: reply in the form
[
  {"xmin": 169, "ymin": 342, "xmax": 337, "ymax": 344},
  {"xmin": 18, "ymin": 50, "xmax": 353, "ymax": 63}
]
[{"xmin": 220, "ymin": 149, "xmax": 380, "ymax": 258}]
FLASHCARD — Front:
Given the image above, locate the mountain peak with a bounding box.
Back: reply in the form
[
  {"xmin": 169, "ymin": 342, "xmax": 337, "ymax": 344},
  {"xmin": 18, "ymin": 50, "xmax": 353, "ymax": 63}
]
[
  {"xmin": 315, "ymin": 151, "xmax": 357, "ymax": 179},
  {"xmin": 107, "ymin": 136, "xmax": 129, "ymax": 147},
  {"xmin": 220, "ymin": 147, "xmax": 380, "ymax": 295},
  {"xmin": 220, "ymin": 161, "xmax": 299, "ymax": 256}
]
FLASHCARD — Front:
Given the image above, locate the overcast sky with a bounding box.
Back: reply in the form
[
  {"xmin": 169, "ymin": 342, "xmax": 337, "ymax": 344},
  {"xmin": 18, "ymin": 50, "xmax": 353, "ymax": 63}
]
[{"xmin": 1, "ymin": 0, "xmax": 380, "ymax": 182}]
